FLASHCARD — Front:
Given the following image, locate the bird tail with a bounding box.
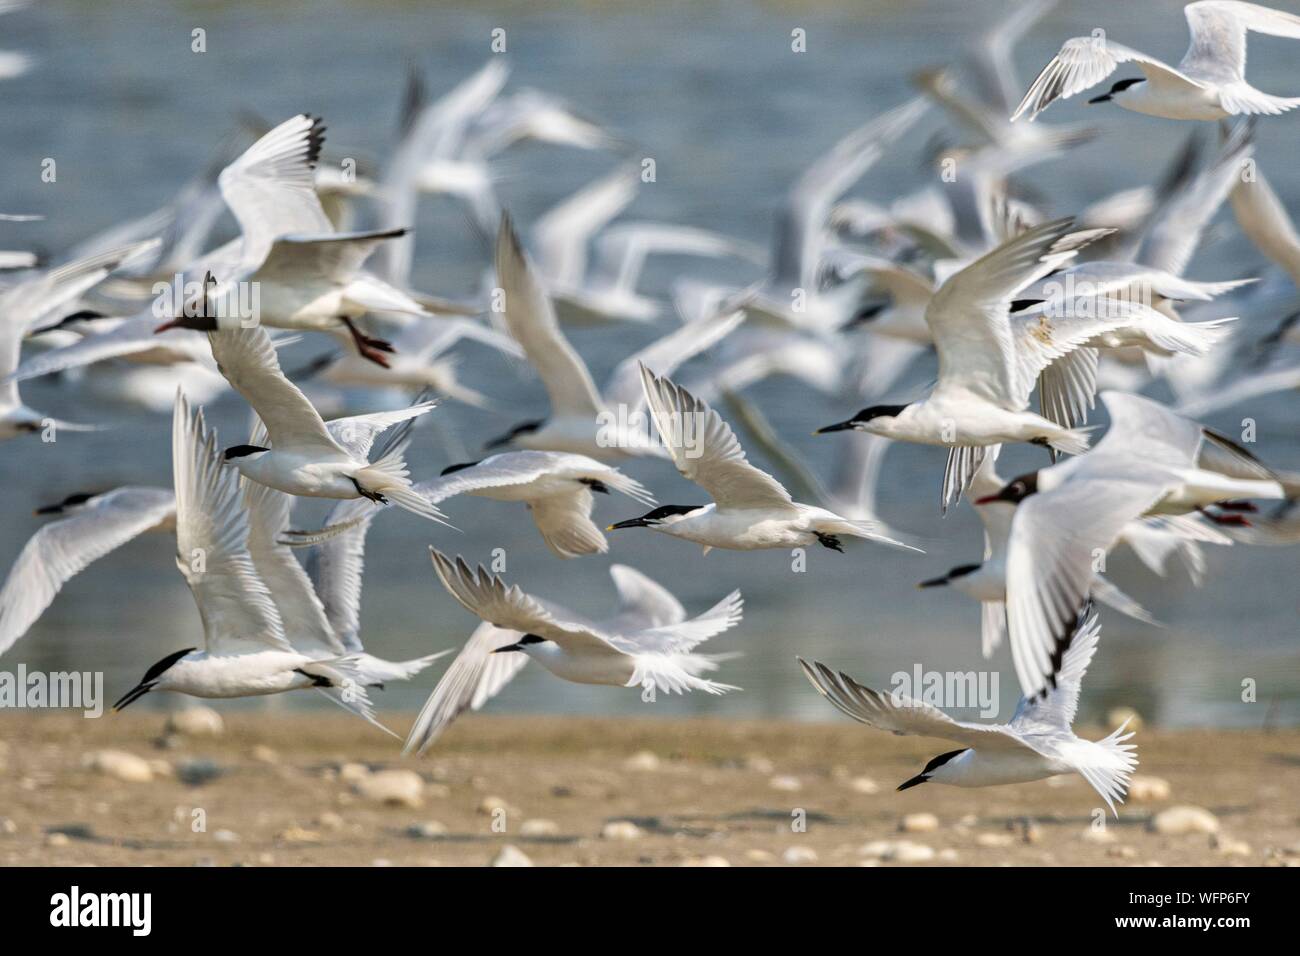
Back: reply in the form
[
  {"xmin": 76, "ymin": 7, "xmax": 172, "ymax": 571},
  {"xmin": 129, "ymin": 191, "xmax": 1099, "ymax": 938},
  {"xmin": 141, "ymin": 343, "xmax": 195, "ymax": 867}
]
[
  {"xmin": 356, "ymin": 649, "xmax": 453, "ymax": 684},
  {"xmin": 1145, "ymin": 316, "xmax": 1237, "ymax": 358},
  {"xmin": 1070, "ymin": 718, "xmax": 1139, "ymax": 818},
  {"xmin": 1089, "ymin": 574, "xmax": 1162, "ymax": 627},
  {"xmin": 354, "ymin": 442, "xmax": 452, "ymax": 527},
  {"xmin": 300, "ymin": 657, "xmax": 399, "ymax": 738},
  {"xmin": 825, "ymin": 517, "xmax": 925, "ymax": 553},
  {"xmin": 1046, "ymin": 426, "xmax": 1093, "ymax": 457}
]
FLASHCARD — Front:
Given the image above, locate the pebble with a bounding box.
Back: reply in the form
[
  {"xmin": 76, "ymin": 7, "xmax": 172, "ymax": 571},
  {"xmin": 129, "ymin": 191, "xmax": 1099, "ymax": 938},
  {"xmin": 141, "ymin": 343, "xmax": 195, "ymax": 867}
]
[
  {"xmin": 848, "ymin": 776, "xmax": 880, "ymax": 795},
  {"xmin": 477, "ymin": 795, "xmax": 517, "ymax": 817},
  {"xmin": 1128, "ymin": 775, "xmax": 1171, "ymax": 802},
  {"xmin": 491, "ymin": 844, "xmax": 534, "ymax": 867},
  {"xmin": 768, "ymin": 775, "xmax": 802, "ymax": 792},
  {"xmin": 899, "ymin": 812, "xmax": 939, "ymax": 833},
  {"xmin": 251, "ymin": 745, "xmax": 279, "ymax": 765},
  {"xmin": 783, "ymin": 846, "xmax": 818, "ymax": 864},
  {"xmin": 1210, "ymin": 834, "xmax": 1252, "ymax": 857},
  {"xmin": 745, "ymin": 754, "xmax": 774, "ymax": 774},
  {"xmin": 338, "ymin": 763, "xmax": 371, "ymax": 784},
  {"xmin": 860, "ymin": 839, "xmax": 935, "ymax": 863},
  {"xmin": 976, "ymin": 832, "xmax": 1015, "ymax": 848},
  {"xmin": 1107, "ymin": 845, "xmax": 1138, "ymax": 859},
  {"xmin": 176, "ymin": 758, "xmax": 223, "ymax": 786},
  {"xmin": 165, "ymin": 706, "xmax": 224, "ymax": 738},
  {"xmin": 1079, "ymin": 826, "xmax": 1116, "ymax": 844},
  {"xmin": 276, "ymin": 826, "xmax": 320, "ymax": 843},
  {"xmin": 622, "ymin": 751, "xmax": 660, "ymax": 772},
  {"xmin": 744, "ymin": 848, "xmax": 776, "ymax": 863},
  {"xmin": 407, "ymin": 821, "xmax": 448, "ymax": 839},
  {"xmin": 213, "ymin": 829, "xmax": 239, "ymax": 843},
  {"xmin": 1149, "ymin": 805, "xmax": 1219, "ymax": 836},
  {"xmin": 354, "ymin": 769, "xmax": 425, "ymax": 808},
  {"xmin": 316, "ymin": 812, "xmax": 345, "ymax": 832},
  {"xmin": 601, "ymin": 820, "xmax": 643, "ymax": 840},
  {"xmin": 680, "ymin": 855, "xmax": 730, "ymax": 867},
  {"xmin": 46, "ymin": 832, "xmax": 69, "ymax": 848},
  {"xmin": 84, "ymin": 749, "xmax": 154, "ymax": 783},
  {"xmin": 520, "ymin": 818, "xmax": 560, "ymax": 837}
]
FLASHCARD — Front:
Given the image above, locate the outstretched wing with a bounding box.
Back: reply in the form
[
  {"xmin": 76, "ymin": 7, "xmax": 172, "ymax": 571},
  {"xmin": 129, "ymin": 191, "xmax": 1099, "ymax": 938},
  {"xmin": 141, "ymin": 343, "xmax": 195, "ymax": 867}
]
[
  {"xmin": 172, "ymin": 390, "xmax": 291, "ymax": 654},
  {"xmin": 1009, "ymin": 602, "xmax": 1101, "ymax": 731}
]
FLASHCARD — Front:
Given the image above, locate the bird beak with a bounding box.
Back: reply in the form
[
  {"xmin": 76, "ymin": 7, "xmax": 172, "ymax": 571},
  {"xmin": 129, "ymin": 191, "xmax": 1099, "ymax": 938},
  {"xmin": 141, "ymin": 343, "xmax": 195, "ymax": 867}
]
[
  {"xmin": 491, "ymin": 643, "xmax": 524, "ymax": 654},
  {"xmin": 973, "ymin": 494, "xmax": 1000, "ymax": 506},
  {"xmin": 483, "ymin": 431, "xmax": 513, "ymax": 450},
  {"xmin": 896, "ymin": 772, "xmax": 929, "ymax": 791},
  {"xmin": 814, "ymin": 420, "xmax": 855, "ymax": 435},
  {"xmin": 917, "ymin": 575, "xmax": 949, "ymax": 589},
  {"xmin": 606, "ymin": 518, "xmax": 647, "ymax": 531},
  {"xmin": 1086, "ymin": 93, "xmax": 1111, "ymax": 105},
  {"xmin": 112, "ymin": 681, "xmax": 155, "ymax": 711},
  {"xmin": 34, "ymin": 504, "xmax": 64, "ymax": 515},
  {"xmin": 155, "ymin": 315, "xmax": 218, "ymax": 334}
]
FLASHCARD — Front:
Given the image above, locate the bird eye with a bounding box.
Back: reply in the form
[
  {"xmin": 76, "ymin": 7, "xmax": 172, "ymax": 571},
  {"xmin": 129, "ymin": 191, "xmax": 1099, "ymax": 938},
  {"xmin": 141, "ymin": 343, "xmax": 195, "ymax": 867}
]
[{"xmin": 1012, "ymin": 482, "xmax": 1025, "ymax": 494}]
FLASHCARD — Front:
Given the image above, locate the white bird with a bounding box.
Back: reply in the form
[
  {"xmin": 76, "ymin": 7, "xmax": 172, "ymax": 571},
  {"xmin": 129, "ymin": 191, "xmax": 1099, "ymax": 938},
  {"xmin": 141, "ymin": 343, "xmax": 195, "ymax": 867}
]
[
  {"xmin": 404, "ymin": 563, "xmax": 697, "ymax": 754},
  {"xmin": 1, "ymin": 240, "xmax": 158, "ymax": 440},
  {"xmin": 607, "ymin": 364, "xmax": 915, "ymax": 554},
  {"xmin": 816, "ymin": 218, "xmax": 1119, "ymax": 509},
  {"xmin": 799, "ymin": 604, "xmax": 1139, "ymax": 815},
  {"xmin": 487, "ymin": 214, "xmax": 744, "ymax": 458},
  {"xmin": 426, "ymin": 549, "xmax": 743, "ymax": 699},
  {"xmin": 974, "ymin": 391, "xmax": 1284, "ymax": 697},
  {"xmin": 0, "ymin": 488, "xmax": 175, "ymax": 657},
  {"xmin": 112, "ymin": 391, "xmax": 388, "ymax": 734},
  {"xmin": 206, "ymin": 324, "xmax": 447, "ymax": 523},
  {"xmin": 1012, "ymin": 1, "xmax": 1300, "ymax": 122}
]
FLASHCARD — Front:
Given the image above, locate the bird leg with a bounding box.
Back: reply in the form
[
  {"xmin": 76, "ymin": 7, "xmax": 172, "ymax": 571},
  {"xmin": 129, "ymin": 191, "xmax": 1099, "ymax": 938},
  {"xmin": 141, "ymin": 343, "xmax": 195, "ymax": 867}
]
[
  {"xmin": 339, "ymin": 316, "xmax": 395, "ymax": 368},
  {"xmin": 814, "ymin": 531, "xmax": 844, "ymax": 553},
  {"xmin": 350, "ymin": 477, "xmax": 388, "ymax": 504}
]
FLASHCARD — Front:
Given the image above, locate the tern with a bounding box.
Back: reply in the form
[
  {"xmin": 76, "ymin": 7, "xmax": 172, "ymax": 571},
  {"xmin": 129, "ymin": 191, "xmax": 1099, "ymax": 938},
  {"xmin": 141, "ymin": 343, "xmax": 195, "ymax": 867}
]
[
  {"xmin": 207, "ymin": 324, "xmax": 447, "ymax": 522},
  {"xmin": 608, "ymin": 364, "xmax": 916, "ymax": 554},
  {"xmin": 800, "ymin": 604, "xmax": 1139, "ymax": 815},
  {"xmin": 975, "ymin": 391, "xmax": 1285, "ymax": 697},
  {"xmin": 113, "ymin": 391, "xmax": 388, "ymax": 733},
  {"xmin": 1012, "ymin": 1, "xmax": 1300, "ymax": 122},
  {"xmin": 404, "ymin": 563, "xmax": 698, "ymax": 754},
  {"xmin": 816, "ymin": 218, "xmax": 1118, "ymax": 509},
  {"xmin": 427, "ymin": 549, "xmax": 743, "ymax": 698}
]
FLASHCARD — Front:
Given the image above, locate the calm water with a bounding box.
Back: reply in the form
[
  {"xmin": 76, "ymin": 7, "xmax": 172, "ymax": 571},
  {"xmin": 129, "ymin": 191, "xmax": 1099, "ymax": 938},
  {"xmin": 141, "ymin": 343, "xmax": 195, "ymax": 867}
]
[{"xmin": 2, "ymin": 0, "xmax": 1298, "ymax": 727}]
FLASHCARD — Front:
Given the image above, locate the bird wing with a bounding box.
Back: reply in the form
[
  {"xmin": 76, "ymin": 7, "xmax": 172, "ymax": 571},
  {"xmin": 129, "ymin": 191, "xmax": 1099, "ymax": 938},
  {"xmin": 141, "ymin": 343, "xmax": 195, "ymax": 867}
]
[
  {"xmin": 527, "ymin": 487, "xmax": 608, "ymax": 558},
  {"xmin": 241, "ymin": 477, "xmax": 344, "ymax": 658},
  {"xmin": 254, "ymin": 228, "xmax": 407, "ymax": 282},
  {"xmin": 172, "ymin": 391, "xmax": 292, "ymax": 654},
  {"xmin": 927, "ymin": 218, "xmax": 1104, "ymax": 405},
  {"xmin": 1231, "ymin": 164, "xmax": 1300, "ymax": 287},
  {"xmin": 531, "ymin": 162, "xmax": 639, "ymax": 288},
  {"xmin": 495, "ymin": 215, "xmax": 603, "ymax": 416},
  {"xmin": 1, "ymin": 239, "xmax": 159, "ymax": 332},
  {"xmin": 415, "ymin": 451, "xmax": 566, "ymax": 502},
  {"xmin": 590, "ymin": 222, "xmax": 764, "ymax": 295},
  {"xmin": 1009, "ymin": 602, "xmax": 1100, "ymax": 731},
  {"xmin": 305, "ymin": 497, "xmax": 377, "ymax": 654},
  {"xmin": 605, "ymin": 564, "xmax": 686, "ymax": 629},
  {"xmin": 324, "ymin": 399, "xmax": 436, "ymax": 460},
  {"xmin": 0, "ymin": 488, "xmax": 175, "ymax": 656},
  {"xmin": 208, "ymin": 325, "xmax": 344, "ymax": 454},
  {"xmin": 1090, "ymin": 391, "xmax": 1204, "ymax": 470},
  {"xmin": 402, "ymin": 621, "xmax": 529, "ymax": 755},
  {"xmin": 625, "ymin": 590, "xmax": 742, "ymax": 654},
  {"xmin": 1005, "ymin": 477, "xmax": 1169, "ymax": 699},
  {"xmin": 603, "ymin": 308, "xmax": 745, "ymax": 411},
  {"xmin": 1181, "ymin": 2, "xmax": 1300, "ymax": 83},
  {"xmin": 428, "ymin": 550, "xmax": 625, "ymax": 659},
  {"xmin": 217, "ymin": 114, "xmax": 333, "ymax": 264},
  {"xmin": 798, "ymin": 658, "xmax": 1024, "ymax": 750},
  {"xmin": 1012, "ymin": 36, "xmax": 1202, "ymax": 122},
  {"xmin": 638, "ymin": 363, "xmax": 795, "ymax": 510}
]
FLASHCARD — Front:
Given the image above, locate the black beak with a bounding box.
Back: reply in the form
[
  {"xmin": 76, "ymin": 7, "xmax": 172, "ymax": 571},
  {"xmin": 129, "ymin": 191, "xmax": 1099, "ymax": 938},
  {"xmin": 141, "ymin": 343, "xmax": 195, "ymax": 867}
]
[
  {"xmin": 491, "ymin": 643, "xmax": 524, "ymax": 654},
  {"xmin": 1086, "ymin": 93, "xmax": 1112, "ymax": 104},
  {"xmin": 814, "ymin": 420, "xmax": 856, "ymax": 435},
  {"xmin": 483, "ymin": 431, "xmax": 513, "ymax": 450},
  {"xmin": 606, "ymin": 517, "xmax": 648, "ymax": 531},
  {"xmin": 34, "ymin": 504, "xmax": 64, "ymax": 515},
  {"xmin": 154, "ymin": 315, "xmax": 218, "ymax": 334},
  {"xmin": 896, "ymin": 772, "xmax": 929, "ymax": 791},
  {"xmin": 917, "ymin": 575, "xmax": 949, "ymax": 589},
  {"xmin": 113, "ymin": 681, "xmax": 155, "ymax": 711}
]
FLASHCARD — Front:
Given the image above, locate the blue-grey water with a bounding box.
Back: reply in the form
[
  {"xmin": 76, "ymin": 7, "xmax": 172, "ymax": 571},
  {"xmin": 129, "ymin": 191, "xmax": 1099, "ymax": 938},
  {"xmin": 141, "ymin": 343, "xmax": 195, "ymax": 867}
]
[{"xmin": 2, "ymin": 0, "xmax": 1297, "ymax": 727}]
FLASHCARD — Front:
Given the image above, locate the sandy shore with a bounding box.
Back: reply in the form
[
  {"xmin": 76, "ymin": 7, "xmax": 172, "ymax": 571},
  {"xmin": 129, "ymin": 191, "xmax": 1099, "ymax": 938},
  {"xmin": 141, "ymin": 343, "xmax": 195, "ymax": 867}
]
[{"xmin": 1, "ymin": 712, "xmax": 1297, "ymax": 867}]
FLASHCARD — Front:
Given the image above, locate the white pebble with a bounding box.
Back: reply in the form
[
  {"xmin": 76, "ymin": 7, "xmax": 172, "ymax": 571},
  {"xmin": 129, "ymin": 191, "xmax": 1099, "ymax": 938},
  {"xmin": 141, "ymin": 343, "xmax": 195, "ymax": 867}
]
[
  {"xmin": 354, "ymin": 769, "xmax": 424, "ymax": 808},
  {"xmin": 768, "ymin": 775, "xmax": 802, "ymax": 792},
  {"xmin": 520, "ymin": 818, "xmax": 560, "ymax": 836},
  {"xmin": 1150, "ymin": 805, "xmax": 1219, "ymax": 836},
  {"xmin": 899, "ymin": 812, "xmax": 939, "ymax": 833},
  {"xmin": 165, "ymin": 706, "xmax": 224, "ymax": 738},
  {"xmin": 601, "ymin": 820, "xmax": 643, "ymax": 840},
  {"xmin": 848, "ymin": 776, "xmax": 880, "ymax": 795},
  {"xmin": 1128, "ymin": 775, "xmax": 1171, "ymax": 801},
  {"xmin": 783, "ymin": 846, "xmax": 818, "ymax": 864},
  {"xmin": 491, "ymin": 844, "xmax": 534, "ymax": 867},
  {"xmin": 622, "ymin": 750, "xmax": 660, "ymax": 771},
  {"xmin": 84, "ymin": 749, "xmax": 154, "ymax": 783}
]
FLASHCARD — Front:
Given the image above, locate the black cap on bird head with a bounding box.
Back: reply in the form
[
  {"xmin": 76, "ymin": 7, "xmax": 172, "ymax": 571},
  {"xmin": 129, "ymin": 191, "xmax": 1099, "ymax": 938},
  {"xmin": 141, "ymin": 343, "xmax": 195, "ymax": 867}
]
[
  {"xmin": 816, "ymin": 404, "xmax": 911, "ymax": 434},
  {"xmin": 606, "ymin": 504, "xmax": 702, "ymax": 530},
  {"xmin": 974, "ymin": 471, "xmax": 1039, "ymax": 506},
  {"xmin": 896, "ymin": 748, "xmax": 967, "ymax": 790}
]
